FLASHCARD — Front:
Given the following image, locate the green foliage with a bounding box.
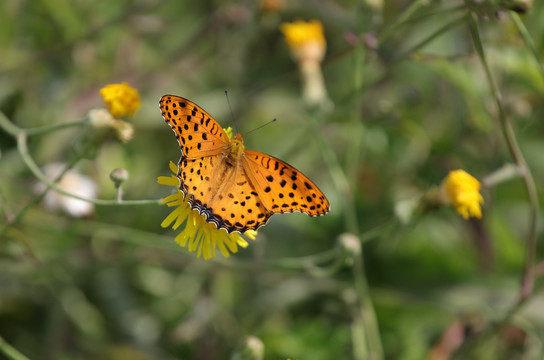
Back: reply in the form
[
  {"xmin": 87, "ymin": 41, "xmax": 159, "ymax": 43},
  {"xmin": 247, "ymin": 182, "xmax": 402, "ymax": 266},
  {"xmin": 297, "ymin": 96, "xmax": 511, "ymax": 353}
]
[{"xmin": 1, "ymin": 0, "xmax": 544, "ymax": 359}]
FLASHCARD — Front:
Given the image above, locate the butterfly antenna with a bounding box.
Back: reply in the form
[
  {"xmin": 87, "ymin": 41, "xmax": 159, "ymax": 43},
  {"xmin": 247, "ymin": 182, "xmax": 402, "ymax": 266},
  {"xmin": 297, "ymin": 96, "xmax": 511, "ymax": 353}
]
[
  {"xmin": 244, "ymin": 118, "xmax": 277, "ymax": 137},
  {"xmin": 224, "ymin": 91, "xmax": 240, "ymax": 134}
]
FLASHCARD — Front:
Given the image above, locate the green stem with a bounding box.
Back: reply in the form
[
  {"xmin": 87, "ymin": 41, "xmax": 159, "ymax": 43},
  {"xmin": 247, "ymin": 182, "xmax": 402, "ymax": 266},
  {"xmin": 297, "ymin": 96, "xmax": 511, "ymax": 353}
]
[
  {"xmin": 0, "ymin": 336, "xmax": 30, "ymax": 360},
  {"xmin": 0, "ymin": 111, "xmax": 84, "ymax": 136},
  {"xmin": 0, "ymin": 185, "xmax": 14, "ymax": 224},
  {"xmin": 452, "ymin": 281, "xmax": 541, "ymax": 358},
  {"xmin": 379, "ymin": 0, "xmax": 432, "ymax": 42},
  {"xmin": 16, "ymin": 132, "xmax": 161, "ymax": 207},
  {"xmin": 344, "ymin": 7, "xmax": 384, "ymax": 359},
  {"xmin": 25, "ymin": 120, "xmax": 85, "ymax": 136},
  {"xmin": 262, "ymin": 247, "xmax": 340, "ymax": 271},
  {"xmin": 400, "ymin": 4, "xmax": 466, "ymax": 26},
  {"xmin": 4, "ymin": 227, "xmax": 40, "ymax": 265},
  {"xmin": 352, "ymin": 13, "xmax": 469, "ymax": 102},
  {"xmin": 1, "ymin": 132, "xmax": 160, "ymax": 241},
  {"xmin": 65, "ymin": 218, "xmax": 344, "ymax": 271},
  {"xmin": 359, "ymin": 219, "xmax": 400, "ymax": 244},
  {"xmin": 265, "ymin": 247, "xmax": 346, "ymax": 278},
  {"xmin": 510, "ymin": 13, "xmax": 544, "ymax": 80},
  {"xmin": 394, "ymin": 13, "xmax": 468, "ymax": 63},
  {"xmin": 352, "ymin": 247, "xmax": 383, "ymax": 360},
  {"xmin": 116, "ymin": 184, "xmax": 123, "ymax": 203},
  {"xmin": 306, "ymin": 110, "xmax": 350, "ymax": 196},
  {"xmin": 480, "ymin": 163, "xmax": 522, "ymax": 188},
  {"xmin": 0, "ymin": 111, "xmax": 22, "ymax": 136},
  {"xmin": 345, "ymin": 36, "xmax": 365, "ymax": 236},
  {"xmin": 467, "ymin": 10, "xmax": 539, "ymax": 300},
  {"xmin": 0, "ymin": 140, "xmax": 100, "ymax": 243}
]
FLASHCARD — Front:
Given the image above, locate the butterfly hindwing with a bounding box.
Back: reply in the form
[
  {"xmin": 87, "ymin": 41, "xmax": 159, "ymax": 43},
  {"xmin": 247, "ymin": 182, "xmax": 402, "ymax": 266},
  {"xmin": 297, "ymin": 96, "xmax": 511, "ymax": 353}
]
[
  {"xmin": 179, "ymin": 155, "xmax": 272, "ymax": 233},
  {"xmin": 160, "ymin": 95, "xmax": 229, "ymax": 159},
  {"xmin": 242, "ymin": 150, "xmax": 330, "ymax": 216}
]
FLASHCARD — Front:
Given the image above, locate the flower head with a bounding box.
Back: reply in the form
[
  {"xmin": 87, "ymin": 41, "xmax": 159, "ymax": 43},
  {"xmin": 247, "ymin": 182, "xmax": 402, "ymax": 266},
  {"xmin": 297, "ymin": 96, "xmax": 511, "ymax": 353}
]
[
  {"xmin": 231, "ymin": 336, "xmax": 264, "ymax": 360},
  {"xmin": 280, "ymin": 20, "xmax": 326, "ymax": 63},
  {"xmin": 88, "ymin": 108, "xmax": 134, "ymax": 143},
  {"xmin": 440, "ymin": 169, "xmax": 484, "ymax": 220},
  {"xmin": 158, "ymin": 127, "xmax": 257, "ymax": 260},
  {"xmin": 279, "ymin": 20, "xmax": 329, "ymax": 107},
  {"xmin": 34, "ymin": 163, "xmax": 97, "ymax": 217},
  {"xmin": 99, "ymin": 82, "xmax": 141, "ymax": 118}
]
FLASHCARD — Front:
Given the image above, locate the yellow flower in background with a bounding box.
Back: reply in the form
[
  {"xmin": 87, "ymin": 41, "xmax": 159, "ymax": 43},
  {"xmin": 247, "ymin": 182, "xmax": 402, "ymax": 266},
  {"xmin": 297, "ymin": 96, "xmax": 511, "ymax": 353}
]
[
  {"xmin": 158, "ymin": 161, "xmax": 257, "ymax": 260},
  {"xmin": 280, "ymin": 20, "xmax": 329, "ymax": 107},
  {"xmin": 440, "ymin": 170, "xmax": 484, "ymax": 220},
  {"xmin": 99, "ymin": 82, "xmax": 141, "ymax": 118},
  {"xmin": 280, "ymin": 20, "xmax": 326, "ymax": 62}
]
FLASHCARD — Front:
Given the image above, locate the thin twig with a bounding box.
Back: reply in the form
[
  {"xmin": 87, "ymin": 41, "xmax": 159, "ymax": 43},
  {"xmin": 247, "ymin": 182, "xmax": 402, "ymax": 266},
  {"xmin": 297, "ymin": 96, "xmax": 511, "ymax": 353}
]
[
  {"xmin": 24, "ymin": 120, "xmax": 85, "ymax": 136},
  {"xmin": 379, "ymin": 0, "xmax": 432, "ymax": 42},
  {"xmin": 352, "ymin": 243, "xmax": 384, "ymax": 360},
  {"xmin": 480, "ymin": 163, "xmax": 522, "ymax": 188},
  {"xmin": 66, "ymin": 217, "xmax": 344, "ymax": 272},
  {"xmin": 394, "ymin": 13, "xmax": 469, "ymax": 63},
  {"xmin": 306, "ymin": 110, "xmax": 350, "ymax": 196},
  {"xmin": 452, "ymin": 7, "xmax": 541, "ymax": 358},
  {"xmin": 452, "ymin": 282, "xmax": 541, "ymax": 357},
  {"xmin": 16, "ymin": 132, "xmax": 161, "ymax": 207},
  {"xmin": 0, "ymin": 111, "xmax": 161, "ymax": 242},
  {"xmin": 510, "ymin": 13, "xmax": 544, "ymax": 80},
  {"xmin": 0, "ymin": 111, "xmax": 84, "ymax": 136},
  {"xmin": 347, "ymin": 7, "xmax": 384, "ymax": 359},
  {"xmin": 0, "ymin": 111, "xmax": 22, "ymax": 136},
  {"xmin": 467, "ymin": 10, "xmax": 539, "ymax": 301},
  {"xmin": 0, "ymin": 336, "xmax": 30, "ymax": 360},
  {"xmin": 345, "ymin": 35, "xmax": 365, "ymax": 236}
]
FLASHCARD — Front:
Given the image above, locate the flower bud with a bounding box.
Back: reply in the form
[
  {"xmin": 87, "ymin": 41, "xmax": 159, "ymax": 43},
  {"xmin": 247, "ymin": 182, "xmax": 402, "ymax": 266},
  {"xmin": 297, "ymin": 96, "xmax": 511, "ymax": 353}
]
[
  {"xmin": 338, "ymin": 233, "xmax": 361, "ymax": 266},
  {"xmin": 439, "ymin": 169, "xmax": 484, "ymax": 220},
  {"xmin": 231, "ymin": 336, "xmax": 264, "ymax": 360},
  {"xmin": 110, "ymin": 168, "xmax": 129, "ymax": 189}
]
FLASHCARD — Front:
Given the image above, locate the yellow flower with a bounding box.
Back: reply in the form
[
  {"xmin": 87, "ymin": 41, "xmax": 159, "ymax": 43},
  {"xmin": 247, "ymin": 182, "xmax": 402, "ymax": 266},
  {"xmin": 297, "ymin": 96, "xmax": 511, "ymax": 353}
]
[
  {"xmin": 158, "ymin": 127, "xmax": 257, "ymax": 260},
  {"xmin": 440, "ymin": 169, "xmax": 484, "ymax": 220},
  {"xmin": 99, "ymin": 82, "xmax": 141, "ymax": 118},
  {"xmin": 279, "ymin": 20, "xmax": 329, "ymax": 107},
  {"xmin": 280, "ymin": 20, "xmax": 326, "ymax": 61}
]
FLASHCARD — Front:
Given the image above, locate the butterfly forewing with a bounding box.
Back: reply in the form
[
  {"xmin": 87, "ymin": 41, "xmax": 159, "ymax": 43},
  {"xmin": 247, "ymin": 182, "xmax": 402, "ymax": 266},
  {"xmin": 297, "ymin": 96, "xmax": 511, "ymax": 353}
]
[
  {"xmin": 160, "ymin": 95, "xmax": 230, "ymax": 158},
  {"xmin": 242, "ymin": 150, "xmax": 330, "ymax": 216}
]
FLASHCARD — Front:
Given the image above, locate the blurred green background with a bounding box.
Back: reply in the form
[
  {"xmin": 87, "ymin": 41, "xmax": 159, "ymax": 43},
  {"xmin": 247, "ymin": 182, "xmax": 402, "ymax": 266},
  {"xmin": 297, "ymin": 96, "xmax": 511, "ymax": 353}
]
[{"xmin": 1, "ymin": 0, "xmax": 544, "ymax": 359}]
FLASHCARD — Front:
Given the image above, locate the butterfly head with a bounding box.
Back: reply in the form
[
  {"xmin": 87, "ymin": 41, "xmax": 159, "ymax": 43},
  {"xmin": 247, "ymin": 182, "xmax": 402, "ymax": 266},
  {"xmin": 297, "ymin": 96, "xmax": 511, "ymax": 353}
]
[{"xmin": 229, "ymin": 133, "xmax": 245, "ymax": 159}]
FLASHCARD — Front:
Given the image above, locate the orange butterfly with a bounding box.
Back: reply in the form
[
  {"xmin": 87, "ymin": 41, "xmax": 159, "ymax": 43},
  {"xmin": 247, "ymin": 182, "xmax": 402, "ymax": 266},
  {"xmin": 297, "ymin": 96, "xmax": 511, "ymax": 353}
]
[{"xmin": 160, "ymin": 95, "xmax": 330, "ymax": 233}]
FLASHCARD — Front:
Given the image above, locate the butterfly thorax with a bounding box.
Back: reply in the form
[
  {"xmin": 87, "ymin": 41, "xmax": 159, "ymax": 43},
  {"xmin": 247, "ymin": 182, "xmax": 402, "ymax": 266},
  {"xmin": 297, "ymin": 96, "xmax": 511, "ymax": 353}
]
[{"xmin": 229, "ymin": 133, "xmax": 245, "ymax": 159}]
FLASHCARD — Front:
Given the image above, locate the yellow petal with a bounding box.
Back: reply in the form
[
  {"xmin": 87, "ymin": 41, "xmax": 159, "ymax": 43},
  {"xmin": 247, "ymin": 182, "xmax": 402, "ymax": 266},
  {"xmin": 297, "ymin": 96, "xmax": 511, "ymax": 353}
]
[{"xmin": 99, "ymin": 83, "xmax": 141, "ymax": 118}]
